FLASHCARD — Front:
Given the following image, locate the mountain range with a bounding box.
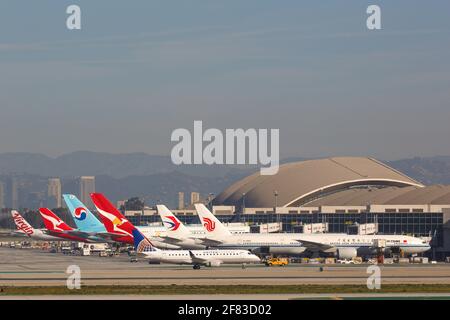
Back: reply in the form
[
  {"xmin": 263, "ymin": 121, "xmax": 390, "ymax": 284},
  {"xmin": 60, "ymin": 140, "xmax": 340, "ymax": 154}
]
[{"xmin": 0, "ymin": 152, "xmax": 450, "ymax": 208}]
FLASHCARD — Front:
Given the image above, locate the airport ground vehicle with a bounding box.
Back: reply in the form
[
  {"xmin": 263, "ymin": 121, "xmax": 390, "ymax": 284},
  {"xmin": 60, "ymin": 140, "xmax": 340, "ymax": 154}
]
[
  {"xmin": 265, "ymin": 257, "xmax": 289, "ymax": 267},
  {"xmin": 337, "ymin": 259, "xmax": 355, "ymax": 264}
]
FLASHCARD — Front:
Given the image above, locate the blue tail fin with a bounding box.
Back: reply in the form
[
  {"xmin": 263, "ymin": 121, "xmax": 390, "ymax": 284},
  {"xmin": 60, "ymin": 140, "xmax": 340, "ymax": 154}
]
[
  {"xmin": 63, "ymin": 194, "xmax": 105, "ymax": 233},
  {"xmin": 132, "ymin": 228, "xmax": 158, "ymax": 253}
]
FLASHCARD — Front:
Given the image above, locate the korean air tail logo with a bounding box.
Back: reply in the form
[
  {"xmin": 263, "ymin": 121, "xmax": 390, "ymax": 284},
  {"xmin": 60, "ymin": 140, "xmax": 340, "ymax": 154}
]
[
  {"xmin": 202, "ymin": 217, "xmax": 216, "ymax": 232},
  {"xmin": 163, "ymin": 216, "xmax": 180, "ymax": 231},
  {"xmin": 74, "ymin": 207, "xmax": 87, "ymax": 221}
]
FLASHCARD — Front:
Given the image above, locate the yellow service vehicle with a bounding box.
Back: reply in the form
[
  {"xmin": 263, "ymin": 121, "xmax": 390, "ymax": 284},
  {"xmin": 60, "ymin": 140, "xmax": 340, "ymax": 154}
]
[{"xmin": 265, "ymin": 257, "xmax": 289, "ymax": 267}]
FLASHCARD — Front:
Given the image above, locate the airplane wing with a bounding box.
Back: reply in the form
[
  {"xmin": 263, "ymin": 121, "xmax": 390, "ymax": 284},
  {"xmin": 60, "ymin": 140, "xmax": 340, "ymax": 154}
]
[
  {"xmin": 41, "ymin": 229, "xmax": 66, "ymax": 237},
  {"xmin": 6, "ymin": 230, "xmax": 25, "ymax": 237},
  {"xmin": 94, "ymin": 231, "xmax": 128, "ymax": 240},
  {"xmin": 41, "ymin": 229, "xmax": 112, "ymax": 241},
  {"xmin": 159, "ymin": 236, "xmax": 185, "ymax": 244},
  {"xmin": 159, "ymin": 235, "xmax": 198, "ymax": 244},
  {"xmin": 196, "ymin": 238, "xmax": 224, "ymax": 246},
  {"xmin": 296, "ymin": 239, "xmax": 335, "ymax": 252}
]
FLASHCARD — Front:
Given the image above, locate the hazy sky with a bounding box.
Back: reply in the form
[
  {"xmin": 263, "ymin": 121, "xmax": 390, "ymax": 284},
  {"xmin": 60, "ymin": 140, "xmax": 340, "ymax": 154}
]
[{"xmin": 0, "ymin": 1, "xmax": 449, "ymax": 160}]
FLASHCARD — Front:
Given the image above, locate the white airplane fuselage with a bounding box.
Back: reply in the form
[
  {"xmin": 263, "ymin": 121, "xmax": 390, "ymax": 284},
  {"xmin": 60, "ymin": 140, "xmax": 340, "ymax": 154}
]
[
  {"xmin": 204, "ymin": 233, "xmax": 430, "ymax": 256},
  {"xmin": 140, "ymin": 249, "xmax": 261, "ymax": 266},
  {"xmin": 12, "ymin": 229, "xmax": 61, "ymax": 241}
]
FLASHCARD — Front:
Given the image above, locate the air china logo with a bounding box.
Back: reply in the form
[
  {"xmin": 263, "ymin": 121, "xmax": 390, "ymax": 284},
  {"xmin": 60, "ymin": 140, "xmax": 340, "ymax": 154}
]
[
  {"xmin": 163, "ymin": 216, "xmax": 180, "ymax": 231},
  {"xmin": 74, "ymin": 207, "xmax": 87, "ymax": 221},
  {"xmin": 12, "ymin": 213, "xmax": 34, "ymax": 236},
  {"xmin": 202, "ymin": 217, "xmax": 216, "ymax": 232}
]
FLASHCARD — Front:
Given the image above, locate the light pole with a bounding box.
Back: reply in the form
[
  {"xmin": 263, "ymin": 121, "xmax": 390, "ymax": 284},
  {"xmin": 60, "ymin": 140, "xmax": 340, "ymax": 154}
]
[
  {"xmin": 140, "ymin": 198, "xmax": 145, "ymax": 227},
  {"xmin": 208, "ymin": 193, "xmax": 214, "ymax": 210},
  {"xmin": 241, "ymin": 192, "xmax": 246, "ymax": 223},
  {"xmin": 274, "ymin": 190, "xmax": 279, "ymax": 229}
]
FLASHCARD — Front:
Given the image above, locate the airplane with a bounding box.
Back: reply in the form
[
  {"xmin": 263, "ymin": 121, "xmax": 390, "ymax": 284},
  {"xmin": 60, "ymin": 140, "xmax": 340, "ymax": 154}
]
[
  {"xmin": 132, "ymin": 228, "xmax": 260, "ymax": 269},
  {"xmin": 10, "ymin": 210, "xmax": 61, "ymax": 241},
  {"xmin": 38, "ymin": 207, "xmax": 110, "ymax": 243},
  {"xmin": 287, "ymin": 233, "xmax": 431, "ymax": 259},
  {"xmin": 155, "ymin": 205, "xmax": 206, "ymax": 249},
  {"xmin": 194, "ymin": 204, "xmax": 431, "ymax": 259},
  {"xmin": 63, "ymin": 194, "xmax": 180, "ymax": 249},
  {"xmin": 194, "ymin": 204, "xmax": 307, "ymax": 255}
]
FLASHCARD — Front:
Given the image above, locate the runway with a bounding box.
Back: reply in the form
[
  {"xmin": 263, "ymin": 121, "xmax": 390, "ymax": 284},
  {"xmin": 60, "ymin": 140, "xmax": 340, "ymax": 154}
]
[
  {"xmin": 2, "ymin": 293, "xmax": 450, "ymax": 300},
  {"xmin": 2, "ymin": 247, "xmax": 450, "ymax": 287}
]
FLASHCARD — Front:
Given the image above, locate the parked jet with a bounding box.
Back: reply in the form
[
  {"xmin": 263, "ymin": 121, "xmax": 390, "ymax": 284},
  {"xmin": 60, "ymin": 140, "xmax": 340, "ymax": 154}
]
[
  {"xmin": 38, "ymin": 208, "xmax": 109, "ymax": 243},
  {"xmin": 132, "ymin": 228, "xmax": 260, "ymax": 269},
  {"xmin": 64, "ymin": 194, "xmax": 179, "ymax": 249},
  {"xmin": 11, "ymin": 210, "xmax": 61, "ymax": 241},
  {"xmin": 156, "ymin": 205, "xmax": 206, "ymax": 249},
  {"xmin": 195, "ymin": 204, "xmax": 431, "ymax": 259},
  {"xmin": 194, "ymin": 204, "xmax": 306, "ymax": 255}
]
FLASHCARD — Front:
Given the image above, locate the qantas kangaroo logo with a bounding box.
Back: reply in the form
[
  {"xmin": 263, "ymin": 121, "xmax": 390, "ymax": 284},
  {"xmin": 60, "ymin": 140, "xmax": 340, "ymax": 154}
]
[
  {"xmin": 40, "ymin": 212, "xmax": 64, "ymax": 232},
  {"xmin": 12, "ymin": 212, "xmax": 34, "ymax": 236},
  {"xmin": 96, "ymin": 207, "xmax": 133, "ymax": 238},
  {"xmin": 163, "ymin": 216, "xmax": 181, "ymax": 231},
  {"xmin": 202, "ymin": 217, "xmax": 216, "ymax": 232},
  {"xmin": 74, "ymin": 207, "xmax": 87, "ymax": 221}
]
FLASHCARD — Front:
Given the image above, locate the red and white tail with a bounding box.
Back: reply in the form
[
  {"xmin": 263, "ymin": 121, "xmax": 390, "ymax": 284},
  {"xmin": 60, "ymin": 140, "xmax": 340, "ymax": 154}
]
[
  {"xmin": 90, "ymin": 193, "xmax": 135, "ymax": 240},
  {"xmin": 194, "ymin": 204, "xmax": 232, "ymax": 237},
  {"xmin": 11, "ymin": 210, "xmax": 35, "ymax": 237},
  {"xmin": 38, "ymin": 208, "xmax": 72, "ymax": 232},
  {"xmin": 156, "ymin": 205, "xmax": 191, "ymax": 237}
]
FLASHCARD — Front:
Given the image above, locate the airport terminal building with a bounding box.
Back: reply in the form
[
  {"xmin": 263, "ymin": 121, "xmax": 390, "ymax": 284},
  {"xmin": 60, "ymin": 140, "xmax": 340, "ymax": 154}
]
[{"xmin": 125, "ymin": 157, "xmax": 450, "ymax": 259}]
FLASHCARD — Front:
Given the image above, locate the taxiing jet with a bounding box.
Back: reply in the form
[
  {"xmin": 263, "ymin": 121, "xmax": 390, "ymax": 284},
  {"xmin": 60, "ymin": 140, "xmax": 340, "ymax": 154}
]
[
  {"xmin": 132, "ymin": 228, "xmax": 260, "ymax": 269},
  {"xmin": 10, "ymin": 210, "xmax": 61, "ymax": 241}
]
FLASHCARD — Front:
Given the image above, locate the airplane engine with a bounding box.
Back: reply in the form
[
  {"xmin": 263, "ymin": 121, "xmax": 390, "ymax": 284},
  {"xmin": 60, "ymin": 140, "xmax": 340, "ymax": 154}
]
[
  {"xmin": 336, "ymin": 248, "xmax": 357, "ymax": 260},
  {"xmin": 207, "ymin": 261, "xmax": 222, "ymax": 267}
]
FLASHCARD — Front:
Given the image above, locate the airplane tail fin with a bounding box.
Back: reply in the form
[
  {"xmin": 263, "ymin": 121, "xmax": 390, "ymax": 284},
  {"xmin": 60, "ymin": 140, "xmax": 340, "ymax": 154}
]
[
  {"xmin": 132, "ymin": 228, "xmax": 159, "ymax": 253},
  {"xmin": 194, "ymin": 204, "xmax": 232, "ymax": 237},
  {"xmin": 11, "ymin": 210, "xmax": 35, "ymax": 237},
  {"xmin": 90, "ymin": 193, "xmax": 135, "ymax": 242},
  {"xmin": 38, "ymin": 208, "xmax": 72, "ymax": 232},
  {"xmin": 156, "ymin": 205, "xmax": 191, "ymax": 236},
  {"xmin": 63, "ymin": 194, "xmax": 105, "ymax": 233}
]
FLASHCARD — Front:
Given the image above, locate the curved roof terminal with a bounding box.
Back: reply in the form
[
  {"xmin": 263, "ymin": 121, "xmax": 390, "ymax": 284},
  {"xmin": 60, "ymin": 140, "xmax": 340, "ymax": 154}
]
[{"xmin": 213, "ymin": 157, "xmax": 424, "ymax": 208}]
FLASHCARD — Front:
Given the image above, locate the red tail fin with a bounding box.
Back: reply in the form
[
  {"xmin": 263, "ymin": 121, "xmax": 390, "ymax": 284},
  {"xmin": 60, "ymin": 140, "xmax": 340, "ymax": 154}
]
[
  {"xmin": 90, "ymin": 193, "xmax": 135, "ymax": 240},
  {"xmin": 39, "ymin": 208, "xmax": 72, "ymax": 232}
]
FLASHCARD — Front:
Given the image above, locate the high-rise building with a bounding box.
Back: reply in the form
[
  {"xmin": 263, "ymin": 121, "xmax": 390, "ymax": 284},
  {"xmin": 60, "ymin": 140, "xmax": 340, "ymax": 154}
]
[
  {"xmin": 178, "ymin": 192, "xmax": 185, "ymax": 209},
  {"xmin": 11, "ymin": 177, "xmax": 19, "ymax": 209},
  {"xmin": 47, "ymin": 178, "xmax": 62, "ymax": 208},
  {"xmin": 117, "ymin": 200, "xmax": 126, "ymax": 210},
  {"xmin": 190, "ymin": 192, "xmax": 200, "ymax": 205},
  {"xmin": 0, "ymin": 182, "xmax": 5, "ymax": 209},
  {"xmin": 80, "ymin": 176, "xmax": 95, "ymax": 208}
]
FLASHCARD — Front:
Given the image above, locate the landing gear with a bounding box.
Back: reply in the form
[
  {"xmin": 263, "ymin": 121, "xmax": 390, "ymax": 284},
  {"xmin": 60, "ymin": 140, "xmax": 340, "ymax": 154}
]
[{"xmin": 193, "ymin": 264, "xmax": 201, "ymax": 270}]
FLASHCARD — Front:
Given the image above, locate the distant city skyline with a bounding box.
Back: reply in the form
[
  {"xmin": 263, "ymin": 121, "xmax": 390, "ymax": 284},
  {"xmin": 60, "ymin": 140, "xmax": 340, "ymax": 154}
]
[{"xmin": 1, "ymin": 1, "xmax": 449, "ymax": 161}]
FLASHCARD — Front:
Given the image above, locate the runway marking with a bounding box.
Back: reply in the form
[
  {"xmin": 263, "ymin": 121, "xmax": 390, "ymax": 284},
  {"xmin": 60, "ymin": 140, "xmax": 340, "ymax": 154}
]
[
  {"xmin": 0, "ymin": 271, "xmax": 64, "ymax": 274},
  {"xmin": 3, "ymin": 275, "xmax": 450, "ymax": 281}
]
